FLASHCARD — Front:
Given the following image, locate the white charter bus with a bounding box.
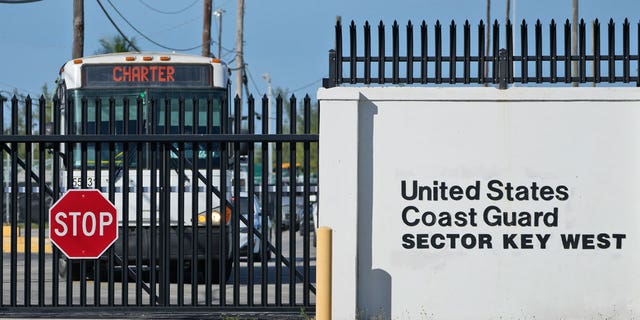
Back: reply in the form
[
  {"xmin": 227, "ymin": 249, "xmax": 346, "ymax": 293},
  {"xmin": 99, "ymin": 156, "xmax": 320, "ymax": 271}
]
[{"xmin": 55, "ymin": 52, "xmax": 238, "ymax": 282}]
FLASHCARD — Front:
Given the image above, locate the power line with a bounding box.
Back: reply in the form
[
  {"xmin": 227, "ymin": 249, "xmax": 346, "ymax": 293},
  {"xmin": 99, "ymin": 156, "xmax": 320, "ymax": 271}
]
[
  {"xmin": 96, "ymin": 0, "xmax": 141, "ymax": 51},
  {"xmin": 291, "ymin": 79, "xmax": 322, "ymax": 94},
  {"xmin": 0, "ymin": 82, "xmax": 39, "ymax": 98},
  {"xmin": 244, "ymin": 66, "xmax": 264, "ymax": 96},
  {"xmin": 105, "ymin": 0, "xmax": 202, "ymax": 52},
  {"xmin": 138, "ymin": 0, "xmax": 198, "ymax": 15},
  {"xmin": 0, "ymin": 0, "xmax": 42, "ymax": 3}
]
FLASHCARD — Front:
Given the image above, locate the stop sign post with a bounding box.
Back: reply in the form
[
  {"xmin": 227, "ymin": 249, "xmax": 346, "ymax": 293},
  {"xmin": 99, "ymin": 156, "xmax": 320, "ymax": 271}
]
[{"xmin": 49, "ymin": 189, "xmax": 118, "ymax": 259}]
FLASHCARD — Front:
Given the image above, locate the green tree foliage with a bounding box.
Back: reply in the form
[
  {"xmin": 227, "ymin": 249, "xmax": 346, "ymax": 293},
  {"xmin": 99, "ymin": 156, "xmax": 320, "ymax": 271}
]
[
  {"xmin": 272, "ymin": 88, "xmax": 319, "ymax": 182},
  {"xmin": 94, "ymin": 35, "xmax": 138, "ymax": 54}
]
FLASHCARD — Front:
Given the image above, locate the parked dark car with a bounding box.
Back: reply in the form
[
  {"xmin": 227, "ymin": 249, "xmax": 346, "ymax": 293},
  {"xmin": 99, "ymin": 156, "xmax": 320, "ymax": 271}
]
[{"xmin": 2, "ymin": 182, "xmax": 54, "ymax": 224}]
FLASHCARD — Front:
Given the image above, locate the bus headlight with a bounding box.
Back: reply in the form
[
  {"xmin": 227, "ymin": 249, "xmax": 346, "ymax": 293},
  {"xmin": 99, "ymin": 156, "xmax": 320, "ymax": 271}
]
[{"xmin": 196, "ymin": 206, "xmax": 231, "ymax": 226}]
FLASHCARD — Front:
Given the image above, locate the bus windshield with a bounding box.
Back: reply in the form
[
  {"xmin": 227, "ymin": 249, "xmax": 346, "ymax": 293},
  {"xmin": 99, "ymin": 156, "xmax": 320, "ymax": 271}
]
[{"xmin": 66, "ymin": 88, "xmax": 225, "ymax": 170}]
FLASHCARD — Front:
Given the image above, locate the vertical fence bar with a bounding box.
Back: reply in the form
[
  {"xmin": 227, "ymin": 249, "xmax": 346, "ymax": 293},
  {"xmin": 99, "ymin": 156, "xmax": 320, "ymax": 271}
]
[
  {"xmin": 521, "ymin": 20, "xmax": 529, "ymax": 83},
  {"xmin": 79, "ymin": 97, "xmax": 88, "ymax": 307},
  {"xmin": 122, "ymin": 97, "xmax": 130, "ymax": 306},
  {"xmin": 407, "ymin": 21, "xmax": 414, "ymax": 84},
  {"xmin": 364, "ymin": 22, "xmax": 372, "ymax": 84},
  {"xmin": 449, "ymin": 20, "xmax": 457, "ymax": 84},
  {"xmin": 464, "ymin": 20, "xmax": 471, "ymax": 84},
  {"xmin": 478, "ymin": 20, "xmax": 486, "ymax": 84},
  {"xmin": 10, "ymin": 96, "xmax": 18, "ymax": 307},
  {"xmin": 435, "ymin": 21, "xmax": 442, "ymax": 84},
  {"xmin": 580, "ymin": 19, "xmax": 587, "ymax": 83},
  {"xmin": 190, "ymin": 96, "xmax": 199, "ymax": 303},
  {"xmin": 52, "ymin": 96, "xmax": 60, "ymax": 307},
  {"xmin": 24, "ymin": 96, "xmax": 33, "ymax": 306},
  {"xmin": 232, "ymin": 95, "xmax": 241, "ymax": 306},
  {"xmin": 392, "ymin": 21, "xmax": 400, "ymax": 84},
  {"xmin": 159, "ymin": 97, "xmax": 169, "ymax": 306},
  {"xmin": 327, "ymin": 50, "xmax": 337, "ymax": 89},
  {"xmin": 275, "ymin": 95, "xmax": 283, "ymax": 306},
  {"xmin": 335, "ymin": 19, "xmax": 343, "ymax": 86},
  {"xmin": 247, "ymin": 95, "xmax": 256, "ymax": 306},
  {"xmin": 177, "ymin": 96, "xmax": 187, "ymax": 305},
  {"xmin": 37, "ymin": 96, "xmax": 47, "ymax": 307},
  {"xmin": 608, "ymin": 19, "xmax": 616, "ymax": 82},
  {"xmin": 214, "ymin": 94, "xmax": 232, "ymax": 306},
  {"xmin": 550, "ymin": 20, "xmax": 558, "ymax": 83},
  {"xmin": 94, "ymin": 98, "xmax": 102, "ymax": 306},
  {"xmin": 149, "ymin": 98, "xmax": 158, "ymax": 305},
  {"xmin": 302, "ymin": 95, "xmax": 311, "ymax": 307},
  {"xmin": 378, "ymin": 21, "xmax": 386, "ymax": 84},
  {"xmin": 498, "ymin": 49, "xmax": 508, "ymax": 89},
  {"xmin": 564, "ymin": 19, "xmax": 572, "ymax": 83},
  {"xmin": 289, "ymin": 95, "xmax": 297, "ymax": 306},
  {"xmin": 421, "ymin": 21, "xmax": 428, "ymax": 84},
  {"xmin": 218, "ymin": 94, "xmax": 228, "ymax": 306},
  {"xmin": 506, "ymin": 20, "xmax": 513, "ymax": 83},
  {"xmin": 594, "ymin": 21, "xmax": 601, "ymax": 86},
  {"xmin": 623, "ymin": 19, "xmax": 630, "ymax": 83},
  {"xmin": 535, "ymin": 20, "xmax": 543, "ymax": 83},
  {"xmin": 260, "ymin": 94, "xmax": 269, "ymax": 306},
  {"xmin": 492, "ymin": 20, "xmax": 500, "ymax": 83},
  {"xmin": 92, "ymin": 97, "xmax": 102, "ymax": 306},
  {"xmin": 64, "ymin": 96, "xmax": 74, "ymax": 306},
  {"xmin": 108, "ymin": 97, "xmax": 116, "ymax": 306},
  {"xmin": 136, "ymin": 96, "xmax": 144, "ymax": 306},
  {"xmin": 350, "ymin": 21, "xmax": 357, "ymax": 84},
  {"xmin": 203, "ymin": 96, "xmax": 213, "ymax": 305}
]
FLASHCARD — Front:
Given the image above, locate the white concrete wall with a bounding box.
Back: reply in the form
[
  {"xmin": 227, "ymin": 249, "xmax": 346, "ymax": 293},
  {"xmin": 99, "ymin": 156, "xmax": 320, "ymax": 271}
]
[{"xmin": 318, "ymin": 87, "xmax": 640, "ymax": 320}]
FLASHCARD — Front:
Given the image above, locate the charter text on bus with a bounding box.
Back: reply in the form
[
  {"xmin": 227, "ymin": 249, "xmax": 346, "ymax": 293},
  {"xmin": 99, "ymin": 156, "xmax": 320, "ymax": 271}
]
[{"xmin": 112, "ymin": 65, "xmax": 176, "ymax": 83}]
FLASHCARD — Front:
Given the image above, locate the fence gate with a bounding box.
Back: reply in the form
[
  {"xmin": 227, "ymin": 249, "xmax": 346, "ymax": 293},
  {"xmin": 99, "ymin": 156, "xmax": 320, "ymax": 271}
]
[{"xmin": 0, "ymin": 93, "xmax": 319, "ymax": 318}]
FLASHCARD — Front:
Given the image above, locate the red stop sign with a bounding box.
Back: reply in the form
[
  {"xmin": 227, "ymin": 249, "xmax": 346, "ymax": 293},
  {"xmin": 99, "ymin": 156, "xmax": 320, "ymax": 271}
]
[{"xmin": 49, "ymin": 189, "xmax": 118, "ymax": 259}]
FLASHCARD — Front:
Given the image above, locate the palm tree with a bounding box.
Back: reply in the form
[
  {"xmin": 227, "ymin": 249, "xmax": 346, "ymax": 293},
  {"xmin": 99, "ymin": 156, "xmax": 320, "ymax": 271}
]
[{"xmin": 94, "ymin": 35, "xmax": 138, "ymax": 54}]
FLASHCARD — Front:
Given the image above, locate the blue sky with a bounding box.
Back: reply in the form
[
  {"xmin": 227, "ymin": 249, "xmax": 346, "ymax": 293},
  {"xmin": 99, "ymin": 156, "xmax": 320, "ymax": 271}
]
[{"xmin": 0, "ymin": 0, "xmax": 639, "ymax": 98}]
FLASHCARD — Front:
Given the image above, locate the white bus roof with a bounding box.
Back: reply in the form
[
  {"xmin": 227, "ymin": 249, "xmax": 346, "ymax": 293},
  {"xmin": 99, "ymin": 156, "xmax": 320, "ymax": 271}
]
[{"xmin": 60, "ymin": 52, "xmax": 229, "ymax": 90}]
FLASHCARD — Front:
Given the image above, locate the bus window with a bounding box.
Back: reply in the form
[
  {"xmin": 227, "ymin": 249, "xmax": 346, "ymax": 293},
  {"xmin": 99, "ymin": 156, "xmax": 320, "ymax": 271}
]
[{"xmin": 67, "ymin": 89, "xmax": 224, "ymax": 170}]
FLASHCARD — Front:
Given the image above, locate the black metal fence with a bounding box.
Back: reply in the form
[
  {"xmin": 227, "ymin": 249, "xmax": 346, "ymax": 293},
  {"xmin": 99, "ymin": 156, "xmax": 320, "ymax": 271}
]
[
  {"xmin": 0, "ymin": 93, "xmax": 319, "ymax": 317},
  {"xmin": 323, "ymin": 18, "xmax": 640, "ymax": 88}
]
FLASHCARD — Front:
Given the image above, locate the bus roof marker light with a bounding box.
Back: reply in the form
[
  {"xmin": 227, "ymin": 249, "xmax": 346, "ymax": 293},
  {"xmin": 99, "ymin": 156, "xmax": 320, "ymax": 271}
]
[
  {"xmin": 143, "ymin": 56, "xmax": 153, "ymax": 61},
  {"xmin": 73, "ymin": 59, "xmax": 83, "ymax": 64},
  {"xmin": 160, "ymin": 56, "xmax": 171, "ymax": 61},
  {"xmin": 211, "ymin": 58, "xmax": 221, "ymax": 63},
  {"xmin": 125, "ymin": 56, "xmax": 136, "ymax": 61}
]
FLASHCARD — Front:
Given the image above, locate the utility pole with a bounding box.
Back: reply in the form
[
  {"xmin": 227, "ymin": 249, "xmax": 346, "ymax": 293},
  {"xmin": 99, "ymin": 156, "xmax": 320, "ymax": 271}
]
[
  {"xmin": 571, "ymin": 0, "xmax": 579, "ymax": 87},
  {"xmin": 215, "ymin": 9, "xmax": 225, "ymax": 59},
  {"xmin": 235, "ymin": 0, "xmax": 245, "ymax": 102},
  {"xmin": 202, "ymin": 0, "xmax": 212, "ymax": 57},
  {"xmin": 72, "ymin": 0, "xmax": 84, "ymax": 59},
  {"xmin": 262, "ymin": 73, "xmax": 273, "ymax": 184},
  {"xmin": 505, "ymin": 0, "xmax": 510, "ymax": 24}
]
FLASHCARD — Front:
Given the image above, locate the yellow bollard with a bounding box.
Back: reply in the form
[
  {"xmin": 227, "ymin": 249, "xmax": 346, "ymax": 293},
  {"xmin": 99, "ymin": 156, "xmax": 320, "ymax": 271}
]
[{"xmin": 316, "ymin": 227, "xmax": 333, "ymax": 320}]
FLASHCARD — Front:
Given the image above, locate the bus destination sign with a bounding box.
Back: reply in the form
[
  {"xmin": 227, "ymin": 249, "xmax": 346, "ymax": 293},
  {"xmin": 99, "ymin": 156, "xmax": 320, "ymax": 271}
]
[{"xmin": 83, "ymin": 64, "xmax": 212, "ymax": 88}]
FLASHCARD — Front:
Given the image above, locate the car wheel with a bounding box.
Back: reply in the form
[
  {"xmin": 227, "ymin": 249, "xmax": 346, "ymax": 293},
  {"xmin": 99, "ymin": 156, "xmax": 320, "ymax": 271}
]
[{"xmin": 212, "ymin": 259, "xmax": 232, "ymax": 283}]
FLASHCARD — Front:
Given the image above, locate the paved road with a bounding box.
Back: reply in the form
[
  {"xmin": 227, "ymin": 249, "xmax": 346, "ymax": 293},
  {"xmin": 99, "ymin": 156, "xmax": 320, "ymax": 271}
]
[{"xmin": 2, "ymin": 229, "xmax": 316, "ymax": 307}]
